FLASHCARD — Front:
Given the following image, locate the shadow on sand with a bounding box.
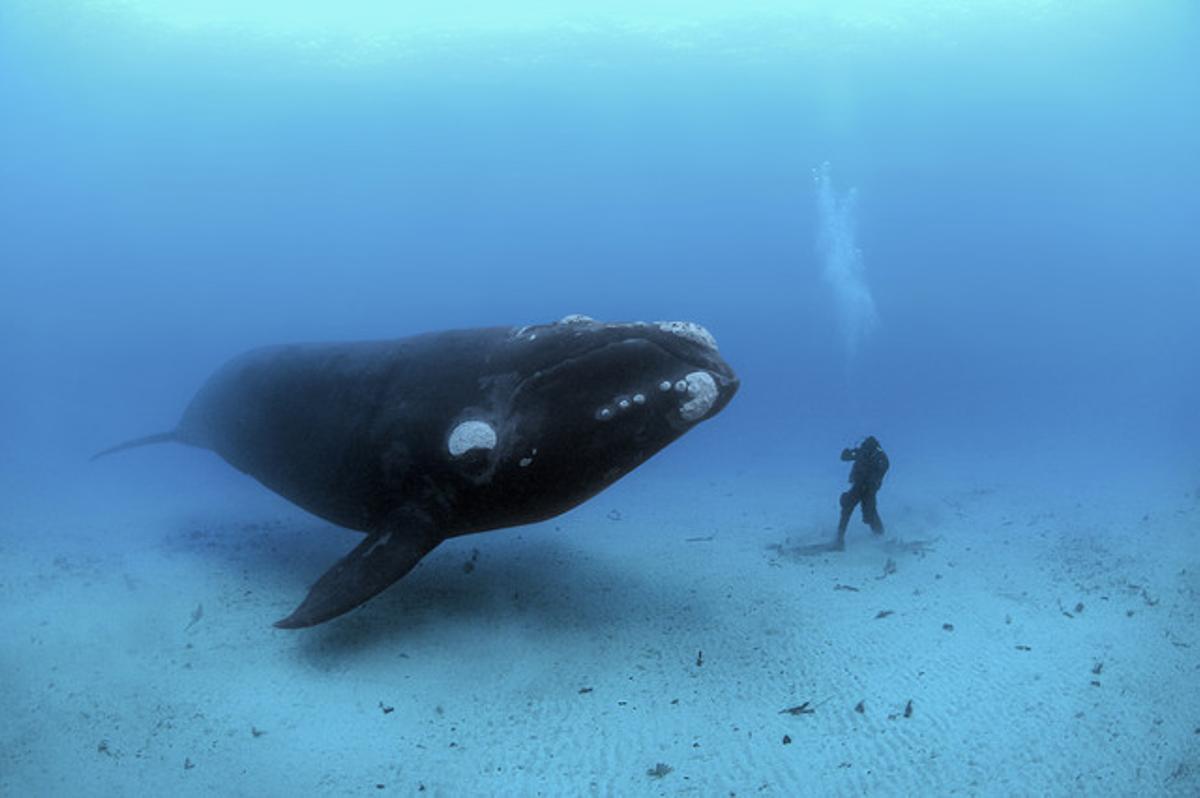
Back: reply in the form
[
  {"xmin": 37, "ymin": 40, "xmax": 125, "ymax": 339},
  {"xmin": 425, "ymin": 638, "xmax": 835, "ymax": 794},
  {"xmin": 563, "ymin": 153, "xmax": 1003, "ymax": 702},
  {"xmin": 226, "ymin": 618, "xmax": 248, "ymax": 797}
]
[
  {"xmin": 768, "ymin": 529, "xmax": 941, "ymax": 561},
  {"xmin": 162, "ymin": 514, "xmax": 720, "ymax": 662}
]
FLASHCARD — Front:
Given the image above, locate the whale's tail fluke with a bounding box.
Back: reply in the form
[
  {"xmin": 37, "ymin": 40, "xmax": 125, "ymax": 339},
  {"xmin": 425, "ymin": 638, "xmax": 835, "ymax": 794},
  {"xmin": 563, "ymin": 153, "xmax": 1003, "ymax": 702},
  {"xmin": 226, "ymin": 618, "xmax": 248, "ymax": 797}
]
[{"xmin": 90, "ymin": 431, "xmax": 178, "ymax": 461}]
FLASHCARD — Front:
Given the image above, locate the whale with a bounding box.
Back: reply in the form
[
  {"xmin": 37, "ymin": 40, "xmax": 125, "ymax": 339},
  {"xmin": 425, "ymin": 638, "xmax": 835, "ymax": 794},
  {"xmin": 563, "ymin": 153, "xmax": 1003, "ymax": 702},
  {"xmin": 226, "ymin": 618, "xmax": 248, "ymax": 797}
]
[{"xmin": 94, "ymin": 315, "xmax": 739, "ymax": 628}]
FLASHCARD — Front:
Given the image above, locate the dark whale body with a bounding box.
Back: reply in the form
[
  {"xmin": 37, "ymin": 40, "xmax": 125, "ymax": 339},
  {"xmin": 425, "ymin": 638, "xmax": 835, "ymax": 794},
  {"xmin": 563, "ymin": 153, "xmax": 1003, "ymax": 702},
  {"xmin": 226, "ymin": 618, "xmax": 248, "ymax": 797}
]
[{"xmin": 95, "ymin": 316, "xmax": 738, "ymax": 628}]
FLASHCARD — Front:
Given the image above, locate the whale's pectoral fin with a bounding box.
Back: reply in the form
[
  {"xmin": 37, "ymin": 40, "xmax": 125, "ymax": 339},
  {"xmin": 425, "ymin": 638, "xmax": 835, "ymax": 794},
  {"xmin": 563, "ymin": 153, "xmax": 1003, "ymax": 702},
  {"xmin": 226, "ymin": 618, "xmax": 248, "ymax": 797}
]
[{"xmin": 274, "ymin": 519, "xmax": 442, "ymax": 629}]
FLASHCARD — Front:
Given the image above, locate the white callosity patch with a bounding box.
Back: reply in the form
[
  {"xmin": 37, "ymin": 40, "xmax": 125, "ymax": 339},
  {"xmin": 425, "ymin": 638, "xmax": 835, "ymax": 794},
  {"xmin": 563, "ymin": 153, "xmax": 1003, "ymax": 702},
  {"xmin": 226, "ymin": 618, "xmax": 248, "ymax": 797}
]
[
  {"xmin": 448, "ymin": 420, "xmax": 497, "ymax": 457},
  {"xmin": 656, "ymin": 321, "xmax": 719, "ymax": 351},
  {"xmin": 632, "ymin": 394, "xmax": 646, "ymax": 405},
  {"xmin": 679, "ymin": 371, "xmax": 718, "ymax": 422},
  {"xmin": 559, "ymin": 314, "xmax": 595, "ymax": 325},
  {"xmin": 659, "ymin": 380, "xmax": 672, "ymax": 392}
]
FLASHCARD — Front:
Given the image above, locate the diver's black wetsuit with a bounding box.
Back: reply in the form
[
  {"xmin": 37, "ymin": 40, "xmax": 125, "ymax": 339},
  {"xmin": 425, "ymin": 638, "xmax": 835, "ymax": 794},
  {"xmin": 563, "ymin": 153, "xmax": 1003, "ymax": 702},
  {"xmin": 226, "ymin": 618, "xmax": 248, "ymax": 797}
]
[{"xmin": 837, "ymin": 436, "xmax": 889, "ymax": 546}]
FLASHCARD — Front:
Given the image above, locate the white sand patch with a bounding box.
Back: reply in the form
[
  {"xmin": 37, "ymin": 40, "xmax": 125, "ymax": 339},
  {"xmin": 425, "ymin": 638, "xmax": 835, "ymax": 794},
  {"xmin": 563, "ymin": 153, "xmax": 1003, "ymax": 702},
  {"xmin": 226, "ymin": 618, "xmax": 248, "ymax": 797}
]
[{"xmin": 1, "ymin": 460, "xmax": 1197, "ymax": 795}]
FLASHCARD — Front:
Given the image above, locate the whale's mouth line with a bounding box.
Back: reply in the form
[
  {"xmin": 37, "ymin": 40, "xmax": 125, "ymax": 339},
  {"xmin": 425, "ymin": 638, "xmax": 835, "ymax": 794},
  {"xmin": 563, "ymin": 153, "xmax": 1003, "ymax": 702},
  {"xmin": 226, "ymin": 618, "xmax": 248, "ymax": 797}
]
[{"xmin": 507, "ymin": 337, "xmax": 693, "ymax": 405}]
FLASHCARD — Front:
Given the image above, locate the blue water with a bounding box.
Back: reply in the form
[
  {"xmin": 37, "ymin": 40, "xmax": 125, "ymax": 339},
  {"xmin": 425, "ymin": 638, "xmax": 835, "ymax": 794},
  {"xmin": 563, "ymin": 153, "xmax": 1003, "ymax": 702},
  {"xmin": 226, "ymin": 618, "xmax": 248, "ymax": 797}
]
[
  {"xmin": 4, "ymin": 2, "xmax": 1198, "ymax": 482},
  {"xmin": 2, "ymin": 2, "xmax": 1198, "ymax": 794}
]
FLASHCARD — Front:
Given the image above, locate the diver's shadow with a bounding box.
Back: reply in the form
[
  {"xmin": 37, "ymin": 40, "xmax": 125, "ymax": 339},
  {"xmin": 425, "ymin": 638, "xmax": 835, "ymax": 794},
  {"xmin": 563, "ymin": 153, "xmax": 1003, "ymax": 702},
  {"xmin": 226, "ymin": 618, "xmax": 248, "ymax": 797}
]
[{"xmin": 769, "ymin": 525, "xmax": 941, "ymax": 562}]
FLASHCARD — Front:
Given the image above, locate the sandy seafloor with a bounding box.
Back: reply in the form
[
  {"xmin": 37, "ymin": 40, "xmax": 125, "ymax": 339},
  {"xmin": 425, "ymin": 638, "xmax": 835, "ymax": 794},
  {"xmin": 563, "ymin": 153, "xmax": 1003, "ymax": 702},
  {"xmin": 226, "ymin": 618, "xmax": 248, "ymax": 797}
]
[{"xmin": 2, "ymin": 449, "xmax": 1198, "ymax": 797}]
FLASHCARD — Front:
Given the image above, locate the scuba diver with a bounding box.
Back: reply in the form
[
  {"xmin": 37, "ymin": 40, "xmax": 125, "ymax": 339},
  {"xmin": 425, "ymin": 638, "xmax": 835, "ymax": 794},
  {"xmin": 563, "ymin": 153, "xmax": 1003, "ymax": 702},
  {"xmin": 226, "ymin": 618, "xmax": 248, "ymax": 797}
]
[{"xmin": 835, "ymin": 436, "xmax": 889, "ymax": 549}]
